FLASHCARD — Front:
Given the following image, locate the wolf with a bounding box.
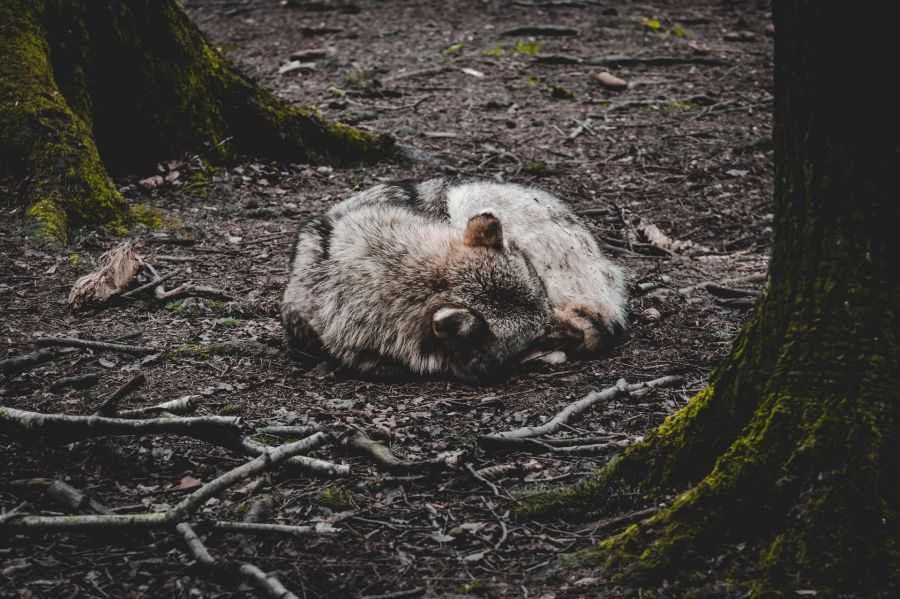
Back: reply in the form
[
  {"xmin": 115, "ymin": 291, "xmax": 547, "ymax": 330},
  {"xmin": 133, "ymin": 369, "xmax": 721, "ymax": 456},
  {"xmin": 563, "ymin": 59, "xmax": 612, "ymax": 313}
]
[{"xmin": 281, "ymin": 179, "xmax": 627, "ymax": 381}]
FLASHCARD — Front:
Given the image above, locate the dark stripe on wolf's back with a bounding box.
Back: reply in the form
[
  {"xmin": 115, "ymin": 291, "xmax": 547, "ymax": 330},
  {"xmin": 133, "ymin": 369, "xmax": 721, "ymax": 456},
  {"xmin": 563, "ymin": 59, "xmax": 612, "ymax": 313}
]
[
  {"xmin": 289, "ymin": 215, "xmax": 334, "ymax": 267},
  {"xmin": 394, "ymin": 180, "xmax": 420, "ymax": 206}
]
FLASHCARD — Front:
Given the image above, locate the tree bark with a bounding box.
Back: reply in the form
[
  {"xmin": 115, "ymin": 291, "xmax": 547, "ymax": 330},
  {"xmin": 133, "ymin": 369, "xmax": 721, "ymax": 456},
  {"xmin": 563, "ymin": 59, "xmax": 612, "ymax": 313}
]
[
  {"xmin": 522, "ymin": 4, "xmax": 900, "ymax": 596},
  {"xmin": 0, "ymin": 0, "xmax": 394, "ymax": 242}
]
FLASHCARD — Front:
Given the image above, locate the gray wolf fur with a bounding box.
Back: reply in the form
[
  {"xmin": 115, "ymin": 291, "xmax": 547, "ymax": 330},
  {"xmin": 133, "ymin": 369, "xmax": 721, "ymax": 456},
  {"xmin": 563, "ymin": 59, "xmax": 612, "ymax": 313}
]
[{"xmin": 281, "ymin": 179, "xmax": 627, "ymax": 381}]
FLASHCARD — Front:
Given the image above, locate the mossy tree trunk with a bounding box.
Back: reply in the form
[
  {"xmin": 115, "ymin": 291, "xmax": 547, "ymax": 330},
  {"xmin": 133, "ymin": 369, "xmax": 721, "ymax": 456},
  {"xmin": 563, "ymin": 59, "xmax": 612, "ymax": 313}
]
[
  {"xmin": 525, "ymin": 4, "xmax": 899, "ymax": 596},
  {"xmin": 0, "ymin": 0, "xmax": 393, "ymax": 243}
]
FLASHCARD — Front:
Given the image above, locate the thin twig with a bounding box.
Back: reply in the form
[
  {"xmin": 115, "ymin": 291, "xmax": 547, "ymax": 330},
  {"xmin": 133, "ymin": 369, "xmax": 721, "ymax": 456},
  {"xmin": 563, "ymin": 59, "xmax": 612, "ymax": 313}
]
[{"xmin": 464, "ymin": 463, "xmax": 501, "ymax": 496}]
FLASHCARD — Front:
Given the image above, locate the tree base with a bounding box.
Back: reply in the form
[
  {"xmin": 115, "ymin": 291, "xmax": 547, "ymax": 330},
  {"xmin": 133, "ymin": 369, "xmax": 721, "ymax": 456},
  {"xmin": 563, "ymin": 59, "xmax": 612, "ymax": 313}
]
[{"xmin": 0, "ymin": 0, "xmax": 394, "ymax": 243}]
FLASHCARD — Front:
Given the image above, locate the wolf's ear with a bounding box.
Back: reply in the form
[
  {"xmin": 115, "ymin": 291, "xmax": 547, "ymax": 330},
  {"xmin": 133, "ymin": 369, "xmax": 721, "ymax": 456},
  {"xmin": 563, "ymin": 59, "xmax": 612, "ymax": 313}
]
[
  {"xmin": 463, "ymin": 211, "xmax": 503, "ymax": 250},
  {"xmin": 433, "ymin": 307, "xmax": 483, "ymax": 339}
]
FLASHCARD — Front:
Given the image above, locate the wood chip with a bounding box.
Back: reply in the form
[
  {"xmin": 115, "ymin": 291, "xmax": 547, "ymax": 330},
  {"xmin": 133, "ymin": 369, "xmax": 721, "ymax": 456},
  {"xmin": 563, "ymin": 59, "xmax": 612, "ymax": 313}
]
[{"xmin": 67, "ymin": 243, "xmax": 143, "ymax": 309}]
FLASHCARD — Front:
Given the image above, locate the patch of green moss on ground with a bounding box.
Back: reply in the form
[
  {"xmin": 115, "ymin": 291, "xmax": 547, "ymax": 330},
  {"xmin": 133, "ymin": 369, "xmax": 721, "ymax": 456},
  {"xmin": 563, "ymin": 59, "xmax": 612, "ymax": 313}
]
[
  {"xmin": 130, "ymin": 204, "xmax": 165, "ymax": 229},
  {"xmin": 319, "ymin": 487, "xmax": 353, "ymax": 509},
  {"xmin": 515, "ymin": 40, "xmax": 541, "ymax": 55},
  {"xmin": 129, "ymin": 203, "xmax": 192, "ymax": 239},
  {"xmin": 523, "ymin": 160, "xmax": 557, "ymax": 175},
  {"xmin": 550, "ymin": 84, "xmax": 574, "ymax": 99},
  {"xmin": 218, "ymin": 403, "xmax": 240, "ymax": 416}
]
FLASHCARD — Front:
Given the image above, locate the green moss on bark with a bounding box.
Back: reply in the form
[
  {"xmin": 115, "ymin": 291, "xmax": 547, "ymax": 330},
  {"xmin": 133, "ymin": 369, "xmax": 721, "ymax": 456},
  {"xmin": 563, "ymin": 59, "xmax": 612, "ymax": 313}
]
[{"xmin": 521, "ymin": 5, "xmax": 900, "ymax": 596}]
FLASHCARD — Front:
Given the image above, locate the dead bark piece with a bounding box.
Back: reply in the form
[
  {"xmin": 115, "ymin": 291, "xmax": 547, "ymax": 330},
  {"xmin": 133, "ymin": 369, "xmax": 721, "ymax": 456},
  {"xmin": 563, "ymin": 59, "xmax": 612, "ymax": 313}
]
[
  {"xmin": 67, "ymin": 243, "xmax": 143, "ymax": 309},
  {"xmin": 595, "ymin": 70, "xmax": 628, "ymax": 90},
  {"xmin": 0, "ymin": 347, "xmax": 76, "ymax": 378},
  {"xmin": 637, "ymin": 222, "xmax": 699, "ymax": 254},
  {"xmin": 95, "ymin": 372, "xmax": 146, "ymax": 416}
]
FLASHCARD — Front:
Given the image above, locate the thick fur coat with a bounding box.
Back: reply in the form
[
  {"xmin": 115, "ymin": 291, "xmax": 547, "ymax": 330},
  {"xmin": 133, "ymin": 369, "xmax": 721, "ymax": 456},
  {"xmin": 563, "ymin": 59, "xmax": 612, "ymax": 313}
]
[{"xmin": 282, "ymin": 179, "xmax": 627, "ymax": 381}]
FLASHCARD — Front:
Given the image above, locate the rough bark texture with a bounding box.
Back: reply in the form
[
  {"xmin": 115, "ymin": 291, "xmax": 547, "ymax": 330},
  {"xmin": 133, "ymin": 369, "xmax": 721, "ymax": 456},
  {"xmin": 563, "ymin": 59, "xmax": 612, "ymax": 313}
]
[
  {"xmin": 0, "ymin": 0, "xmax": 393, "ymax": 242},
  {"xmin": 521, "ymin": 4, "xmax": 900, "ymax": 596}
]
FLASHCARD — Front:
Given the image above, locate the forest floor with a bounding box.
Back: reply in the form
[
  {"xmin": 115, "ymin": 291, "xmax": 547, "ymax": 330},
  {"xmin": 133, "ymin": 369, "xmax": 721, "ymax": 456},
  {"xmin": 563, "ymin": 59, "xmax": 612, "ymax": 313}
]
[{"xmin": 1, "ymin": 0, "xmax": 773, "ymax": 597}]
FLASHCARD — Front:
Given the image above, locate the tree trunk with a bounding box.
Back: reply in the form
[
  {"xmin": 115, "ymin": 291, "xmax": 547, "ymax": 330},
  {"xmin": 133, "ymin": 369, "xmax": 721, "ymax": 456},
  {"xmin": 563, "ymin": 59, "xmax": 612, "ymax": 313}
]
[
  {"xmin": 0, "ymin": 0, "xmax": 394, "ymax": 243},
  {"xmin": 523, "ymin": 4, "xmax": 899, "ymax": 596}
]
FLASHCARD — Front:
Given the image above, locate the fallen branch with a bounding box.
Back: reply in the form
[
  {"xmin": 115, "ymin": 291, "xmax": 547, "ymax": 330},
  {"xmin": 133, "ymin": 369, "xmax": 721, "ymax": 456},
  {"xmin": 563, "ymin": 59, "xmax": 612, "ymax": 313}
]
[
  {"xmin": 0, "ymin": 406, "xmax": 243, "ymax": 448},
  {"xmin": 0, "ymin": 502, "xmax": 32, "ymax": 524},
  {"xmin": 9, "ymin": 478, "xmax": 114, "ymax": 515},
  {"xmin": 154, "ymin": 283, "xmax": 234, "ymax": 302},
  {"xmin": 117, "ymin": 395, "xmax": 201, "ymax": 418},
  {"xmin": 480, "ymin": 376, "xmax": 682, "ymax": 442},
  {"xmin": 96, "ymin": 372, "xmax": 146, "ymax": 416},
  {"xmin": 2, "ymin": 433, "xmax": 328, "ymax": 530},
  {"xmin": 359, "ymin": 587, "xmax": 426, "ymax": 599},
  {"xmin": 7, "ymin": 475, "xmax": 300, "ymax": 598},
  {"xmin": 34, "ymin": 336, "xmax": 161, "ymax": 355},
  {"xmin": 49, "ymin": 373, "xmax": 99, "ymax": 392},
  {"xmin": 241, "ymin": 436, "xmax": 348, "ymax": 477},
  {"xmin": 207, "ymin": 521, "xmax": 336, "ymax": 537},
  {"xmin": 0, "ymin": 347, "xmax": 77, "ymax": 378},
  {"xmin": 342, "ymin": 431, "xmax": 464, "ymax": 475},
  {"xmin": 119, "ymin": 268, "xmax": 179, "ymax": 299},
  {"xmin": 257, "ymin": 425, "xmax": 323, "ymax": 437},
  {"xmin": 677, "ymin": 273, "xmax": 766, "ymax": 295},
  {"xmin": 177, "ymin": 522, "xmax": 299, "ymax": 599},
  {"xmin": 704, "ymin": 283, "xmax": 759, "ymax": 298},
  {"xmin": 479, "ymin": 434, "xmax": 624, "ymax": 453}
]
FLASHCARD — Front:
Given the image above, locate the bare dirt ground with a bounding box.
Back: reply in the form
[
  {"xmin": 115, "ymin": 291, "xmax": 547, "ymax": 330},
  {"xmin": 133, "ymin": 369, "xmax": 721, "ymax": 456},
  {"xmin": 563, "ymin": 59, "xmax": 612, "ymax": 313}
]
[{"xmin": 1, "ymin": 0, "xmax": 774, "ymax": 597}]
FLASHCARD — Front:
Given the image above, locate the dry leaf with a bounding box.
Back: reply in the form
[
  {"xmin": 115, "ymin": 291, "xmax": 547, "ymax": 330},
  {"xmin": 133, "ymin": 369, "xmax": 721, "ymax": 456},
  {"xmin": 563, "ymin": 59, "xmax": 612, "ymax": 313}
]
[
  {"xmin": 67, "ymin": 243, "xmax": 143, "ymax": 309},
  {"xmin": 138, "ymin": 175, "xmax": 165, "ymax": 189},
  {"xmin": 178, "ymin": 475, "xmax": 202, "ymax": 490},
  {"xmin": 595, "ymin": 70, "xmax": 628, "ymax": 91}
]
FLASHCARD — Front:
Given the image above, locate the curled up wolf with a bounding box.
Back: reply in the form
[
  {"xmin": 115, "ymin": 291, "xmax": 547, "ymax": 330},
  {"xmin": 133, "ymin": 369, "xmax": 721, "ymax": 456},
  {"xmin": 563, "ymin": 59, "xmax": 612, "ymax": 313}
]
[{"xmin": 281, "ymin": 179, "xmax": 628, "ymax": 382}]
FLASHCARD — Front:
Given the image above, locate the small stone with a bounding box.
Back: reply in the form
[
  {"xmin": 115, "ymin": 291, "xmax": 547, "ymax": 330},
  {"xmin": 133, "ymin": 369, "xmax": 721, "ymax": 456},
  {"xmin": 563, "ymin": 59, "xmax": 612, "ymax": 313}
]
[{"xmin": 764, "ymin": 23, "xmax": 775, "ymax": 37}]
